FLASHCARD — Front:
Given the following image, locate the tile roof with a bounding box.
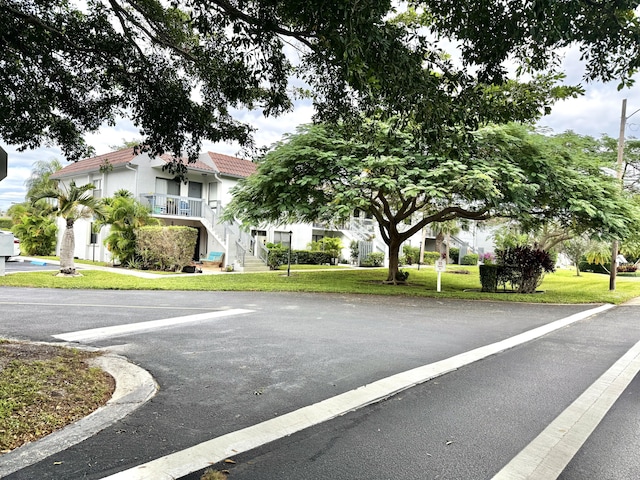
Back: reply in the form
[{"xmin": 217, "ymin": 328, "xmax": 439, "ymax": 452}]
[
  {"xmin": 51, "ymin": 148, "xmax": 256, "ymax": 179},
  {"xmin": 50, "ymin": 148, "xmax": 138, "ymax": 179},
  {"xmin": 204, "ymin": 152, "xmax": 257, "ymax": 178}
]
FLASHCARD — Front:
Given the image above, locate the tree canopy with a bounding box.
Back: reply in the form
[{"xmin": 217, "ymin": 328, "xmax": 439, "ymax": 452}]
[
  {"xmin": 3, "ymin": 1, "xmax": 640, "ymax": 166},
  {"xmin": 224, "ymin": 121, "xmax": 639, "ymax": 282}
]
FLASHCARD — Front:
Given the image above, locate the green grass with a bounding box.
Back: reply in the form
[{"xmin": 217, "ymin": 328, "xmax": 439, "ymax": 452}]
[
  {"xmin": 1, "ymin": 265, "xmax": 638, "ymax": 304},
  {"xmin": 281, "ymin": 264, "xmax": 350, "ymax": 270}
]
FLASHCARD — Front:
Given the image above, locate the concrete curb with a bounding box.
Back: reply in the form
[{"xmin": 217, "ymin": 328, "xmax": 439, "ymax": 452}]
[{"xmin": 0, "ymin": 352, "xmax": 158, "ymax": 478}]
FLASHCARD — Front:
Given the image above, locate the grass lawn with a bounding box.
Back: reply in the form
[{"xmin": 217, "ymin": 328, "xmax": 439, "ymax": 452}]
[{"xmin": 1, "ymin": 265, "xmax": 638, "ymax": 304}]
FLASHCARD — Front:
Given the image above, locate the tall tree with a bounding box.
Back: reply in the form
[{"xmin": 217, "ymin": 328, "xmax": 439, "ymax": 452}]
[
  {"xmin": 24, "ymin": 158, "xmax": 63, "ymax": 198},
  {"xmin": 2, "ymin": 1, "xmax": 640, "ymax": 167},
  {"xmin": 31, "ymin": 181, "xmax": 104, "ymax": 275},
  {"xmin": 225, "ymin": 121, "xmax": 638, "ymax": 283}
]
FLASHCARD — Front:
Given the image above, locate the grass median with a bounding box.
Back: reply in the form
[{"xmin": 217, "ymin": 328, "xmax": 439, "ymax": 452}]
[
  {"xmin": 1, "ymin": 265, "xmax": 638, "ymax": 304},
  {"xmin": 0, "ymin": 340, "xmax": 114, "ymax": 454}
]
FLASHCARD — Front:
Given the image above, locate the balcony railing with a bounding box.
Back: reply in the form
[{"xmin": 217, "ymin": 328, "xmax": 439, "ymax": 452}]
[{"xmin": 139, "ymin": 193, "xmax": 204, "ymax": 218}]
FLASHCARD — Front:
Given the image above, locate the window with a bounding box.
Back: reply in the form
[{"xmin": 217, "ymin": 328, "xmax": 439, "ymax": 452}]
[
  {"xmin": 92, "ymin": 179, "xmax": 102, "ymax": 199},
  {"xmin": 156, "ymin": 177, "xmax": 180, "ymax": 196},
  {"xmin": 188, "ymin": 181, "xmax": 202, "ymax": 199},
  {"xmin": 274, "ymin": 231, "xmax": 292, "ymax": 248}
]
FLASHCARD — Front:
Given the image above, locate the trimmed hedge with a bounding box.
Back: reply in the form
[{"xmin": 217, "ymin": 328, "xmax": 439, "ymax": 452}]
[
  {"xmin": 479, "ymin": 264, "xmax": 499, "ymax": 292},
  {"xmin": 136, "ymin": 226, "xmax": 198, "ymax": 271},
  {"xmin": 422, "ymin": 251, "xmax": 441, "ymax": 265},
  {"xmin": 268, "ymin": 248, "xmax": 333, "ymax": 269},
  {"xmin": 461, "ymin": 253, "xmax": 479, "ymax": 265}
]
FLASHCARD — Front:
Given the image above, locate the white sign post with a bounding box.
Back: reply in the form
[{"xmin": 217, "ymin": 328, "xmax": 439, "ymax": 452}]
[{"xmin": 435, "ymin": 259, "xmax": 446, "ymax": 292}]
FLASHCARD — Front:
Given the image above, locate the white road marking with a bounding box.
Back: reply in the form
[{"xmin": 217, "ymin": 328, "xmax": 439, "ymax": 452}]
[
  {"xmin": 52, "ymin": 309, "xmax": 254, "ymax": 342},
  {"xmin": 0, "ymin": 301, "xmax": 221, "ymax": 310},
  {"xmin": 101, "ymin": 304, "xmax": 615, "ymax": 480},
  {"xmin": 492, "ymin": 338, "xmax": 640, "ymax": 480}
]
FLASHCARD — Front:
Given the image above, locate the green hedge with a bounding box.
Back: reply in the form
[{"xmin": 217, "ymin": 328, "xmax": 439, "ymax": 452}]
[
  {"xmin": 361, "ymin": 251, "xmax": 385, "ymax": 267},
  {"xmin": 0, "ymin": 218, "xmax": 13, "ymax": 230},
  {"xmin": 136, "ymin": 226, "xmax": 198, "ymax": 271},
  {"xmin": 479, "ymin": 264, "xmax": 499, "ymax": 292},
  {"xmin": 422, "ymin": 251, "xmax": 440, "ymax": 265},
  {"xmin": 461, "ymin": 253, "xmax": 479, "ymax": 265},
  {"xmin": 268, "ymin": 248, "xmax": 333, "ymax": 269}
]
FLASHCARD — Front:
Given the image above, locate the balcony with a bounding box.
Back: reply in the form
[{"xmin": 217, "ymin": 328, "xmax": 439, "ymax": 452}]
[{"xmin": 139, "ymin": 193, "xmax": 207, "ymax": 218}]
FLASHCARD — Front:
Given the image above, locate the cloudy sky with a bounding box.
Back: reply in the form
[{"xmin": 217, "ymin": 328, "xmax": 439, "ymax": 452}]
[{"xmin": 1, "ymin": 47, "xmax": 639, "ymax": 213}]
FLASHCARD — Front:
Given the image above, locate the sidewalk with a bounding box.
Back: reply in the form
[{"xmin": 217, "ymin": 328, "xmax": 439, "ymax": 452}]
[{"xmin": 17, "ymin": 257, "xmax": 226, "ymax": 278}]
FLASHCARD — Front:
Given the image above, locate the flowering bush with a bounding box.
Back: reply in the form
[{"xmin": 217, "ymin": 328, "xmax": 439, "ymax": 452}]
[{"xmin": 480, "ymin": 252, "xmax": 495, "ymax": 265}]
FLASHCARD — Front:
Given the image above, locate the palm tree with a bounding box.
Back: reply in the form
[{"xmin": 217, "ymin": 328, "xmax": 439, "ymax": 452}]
[
  {"xmin": 432, "ymin": 220, "xmax": 461, "ymax": 263},
  {"xmin": 25, "ymin": 158, "xmax": 63, "ymax": 199},
  {"xmin": 31, "ymin": 181, "xmax": 104, "ymax": 275},
  {"xmin": 99, "ymin": 190, "xmax": 160, "ymax": 266}
]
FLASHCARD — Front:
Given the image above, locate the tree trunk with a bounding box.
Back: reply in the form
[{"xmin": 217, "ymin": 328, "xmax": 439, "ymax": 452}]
[
  {"xmin": 445, "ymin": 233, "xmax": 451, "ymax": 263},
  {"xmin": 385, "ymin": 235, "xmax": 402, "ymax": 283},
  {"xmin": 435, "ymin": 231, "xmax": 444, "ymax": 257},
  {"xmin": 59, "ymin": 219, "xmax": 76, "ymax": 275}
]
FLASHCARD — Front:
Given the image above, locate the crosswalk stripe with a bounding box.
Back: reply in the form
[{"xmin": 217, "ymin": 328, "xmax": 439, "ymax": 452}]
[
  {"xmin": 100, "ymin": 303, "xmax": 615, "ymax": 480},
  {"xmin": 52, "ymin": 309, "xmax": 254, "ymax": 342},
  {"xmin": 492, "ymin": 338, "xmax": 640, "ymax": 480}
]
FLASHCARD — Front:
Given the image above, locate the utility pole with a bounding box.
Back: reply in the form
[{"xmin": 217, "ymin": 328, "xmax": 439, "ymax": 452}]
[{"xmin": 610, "ymin": 99, "xmax": 627, "ymax": 291}]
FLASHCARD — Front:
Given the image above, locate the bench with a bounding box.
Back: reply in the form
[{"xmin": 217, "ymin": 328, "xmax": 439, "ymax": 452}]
[{"xmin": 202, "ymin": 251, "xmax": 224, "ymax": 268}]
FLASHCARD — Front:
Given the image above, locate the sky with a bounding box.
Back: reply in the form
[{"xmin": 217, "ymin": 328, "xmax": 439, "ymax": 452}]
[{"xmin": 1, "ymin": 47, "xmax": 639, "ymax": 214}]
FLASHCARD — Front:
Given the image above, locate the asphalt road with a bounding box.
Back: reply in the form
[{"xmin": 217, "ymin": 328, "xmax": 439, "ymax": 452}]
[
  {"xmin": 0, "ymin": 288, "xmax": 638, "ymax": 479},
  {"xmin": 1, "ymin": 257, "xmax": 59, "ymax": 273}
]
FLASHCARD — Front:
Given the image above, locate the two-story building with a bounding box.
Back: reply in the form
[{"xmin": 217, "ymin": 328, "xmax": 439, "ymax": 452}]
[{"xmin": 50, "ymin": 147, "xmax": 478, "ymax": 269}]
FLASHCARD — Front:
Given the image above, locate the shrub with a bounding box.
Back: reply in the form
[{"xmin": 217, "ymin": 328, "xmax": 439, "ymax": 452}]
[
  {"xmin": 402, "ymin": 245, "xmax": 420, "ymax": 265},
  {"xmin": 449, "ymin": 247, "xmax": 460, "ymax": 264},
  {"xmin": 495, "ymin": 246, "xmax": 555, "ymax": 294},
  {"xmin": 267, "ymin": 244, "xmax": 288, "ymax": 269},
  {"xmin": 11, "ymin": 214, "xmax": 58, "ymax": 255},
  {"xmin": 361, "ymin": 251, "xmax": 385, "ymax": 267},
  {"xmin": 422, "ymin": 251, "xmax": 440, "ymax": 265},
  {"xmin": 480, "ymin": 252, "xmax": 495, "ymax": 265},
  {"xmin": 296, "ymin": 250, "xmax": 332, "ymax": 265},
  {"xmin": 618, "ymin": 264, "xmax": 638, "ymax": 273},
  {"xmin": 136, "ymin": 226, "xmax": 198, "ymax": 271},
  {"xmin": 350, "ymin": 241, "xmax": 359, "ymax": 264},
  {"xmin": 461, "ymin": 253, "xmax": 479, "ymax": 265},
  {"xmin": 479, "ymin": 264, "xmax": 499, "ymax": 292},
  {"xmin": 396, "ymin": 269, "xmax": 410, "ymax": 282},
  {"xmin": 0, "ymin": 218, "xmax": 13, "ymax": 229},
  {"xmin": 309, "ymin": 237, "xmax": 343, "ymax": 263},
  {"xmin": 267, "ymin": 247, "xmax": 332, "ymax": 269},
  {"xmin": 579, "ymin": 260, "xmax": 609, "ymax": 274}
]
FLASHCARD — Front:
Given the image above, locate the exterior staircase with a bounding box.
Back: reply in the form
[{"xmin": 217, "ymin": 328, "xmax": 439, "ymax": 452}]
[{"xmin": 240, "ymin": 254, "xmax": 271, "ymax": 272}]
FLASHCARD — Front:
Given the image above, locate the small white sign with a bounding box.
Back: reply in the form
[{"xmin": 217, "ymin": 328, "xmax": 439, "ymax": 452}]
[{"xmin": 435, "ymin": 259, "xmax": 447, "ymax": 272}]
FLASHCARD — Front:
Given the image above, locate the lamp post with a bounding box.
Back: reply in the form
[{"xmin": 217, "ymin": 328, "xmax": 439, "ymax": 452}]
[
  {"xmin": 610, "ymin": 99, "xmax": 640, "ymax": 291},
  {"xmin": 287, "ymin": 230, "xmax": 292, "ymax": 277}
]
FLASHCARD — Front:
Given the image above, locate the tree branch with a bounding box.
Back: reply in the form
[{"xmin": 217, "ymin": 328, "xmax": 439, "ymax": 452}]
[{"xmin": 205, "ymin": 0, "xmax": 316, "ymax": 49}]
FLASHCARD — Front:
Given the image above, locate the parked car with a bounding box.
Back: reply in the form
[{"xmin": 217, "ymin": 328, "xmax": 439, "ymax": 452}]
[{"xmin": 0, "ymin": 230, "xmax": 20, "ymax": 260}]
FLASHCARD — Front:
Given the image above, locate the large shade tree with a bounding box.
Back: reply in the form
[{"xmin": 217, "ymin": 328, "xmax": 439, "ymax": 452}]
[
  {"xmin": 225, "ymin": 121, "xmax": 638, "ymax": 283},
  {"xmin": 2, "ymin": 1, "xmax": 640, "ymax": 168},
  {"xmin": 31, "ymin": 181, "xmax": 104, "ymax": 275}
]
